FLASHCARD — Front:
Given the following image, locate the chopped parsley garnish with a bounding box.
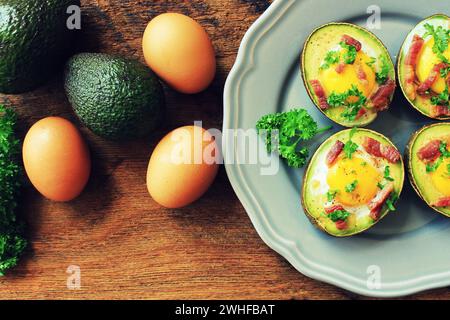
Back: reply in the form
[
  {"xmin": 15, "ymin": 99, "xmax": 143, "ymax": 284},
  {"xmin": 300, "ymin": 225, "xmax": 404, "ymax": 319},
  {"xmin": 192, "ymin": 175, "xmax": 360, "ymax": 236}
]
[
  {"xmin": 320, "ymin": 50, "xmax": 340, "ymax": 70},
  {"xmin": 328, "ymin": 209, "xmax": 350, "ymax": 222},
  {"xmin": 327, "ymin": 190, "xmax": 338, "ymax": 202},
  {"xmin": 256, "ymin": 108, "xmax": 332, "ymax": 168},
  {"xmin": 447, "ymin": 164, "xmax": 450, "ymax": 177},
  {"xmin": 344, "ymin": 127, "xmax": 359, "ymax": 159},
  {"xmin": 327, "ymin": 85, "xmax": 367, "ymax": 121},
  {"xmin": 377, "ymin": 182, "xmax": 385, "ymax": 190},
  {"xmin": 375, "ymin": 55, "xmax": 390, "ymax": 84},
  {"xmin": 386, "ymin": 192, "xmax": 399, "ymax": 211},
  {"xmin": 440, "ymin": 66, "xmax": 450, "ymax": 78},
  {"xmin": 439, "ymin": 141, "xmax": 450, "ymax": 157},
  {"xmin": 366, "ymin": 56, "xmax": 377, "ymax": 68},
  {"xmin": 345, "ymin": 180, "xmax": 358, "ymax": 193},
  {"xmin": 430, "ymin": 85, "xmax": 449, "ymax": 107},
  {"xmin": 423, "ymin": 23, "xmax": 450, "ymax": 64},
  {"xmin": 361, "ymin": 161, "xmax": 367, "ymax": 166},
  {"xmin": 340, "ymin": 41, "xmax": 357, "ymax": 64},
  {"xmin": 384, "ymin": 166, "xmax": 395, "ymax": 181},
  {"xmin": 426, "ymin": 156, "xmax": 443, "ymax": 173}
]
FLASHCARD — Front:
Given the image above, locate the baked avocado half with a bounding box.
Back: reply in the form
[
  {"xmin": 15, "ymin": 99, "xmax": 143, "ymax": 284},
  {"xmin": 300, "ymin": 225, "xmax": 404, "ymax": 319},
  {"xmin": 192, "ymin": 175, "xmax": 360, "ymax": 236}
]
[
  {"xmin": 406, "ymin": 123, "xmax": 450, "ymax": 217},
  {"xmin": 398, "ymin": 14, "xmax": 450, "ymax": 119},
  {"xmin": 301, "ymin": 23, "xmax": 396, "ymax": 127},
  {"xmin": 301, "ymin": 128, "xmax": 404, "ymax": 237}
]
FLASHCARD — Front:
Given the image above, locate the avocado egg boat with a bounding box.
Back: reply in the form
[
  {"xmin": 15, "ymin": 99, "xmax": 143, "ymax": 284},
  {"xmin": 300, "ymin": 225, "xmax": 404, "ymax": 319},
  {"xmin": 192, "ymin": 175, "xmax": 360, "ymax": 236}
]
[
  {"xmin": 398, "ymin": 14, "xmax": 450, "ymax": 119},
  {"xmin": 301, "ymin": 128, "xmax": 404, "ymax": 237},
  {"xmin": 406, "ymin": 123, "xmax": 450, "ymax": 217},
  {"xmin": 301, "ymin": 23, "xmax": 396, "ymax": 127}
]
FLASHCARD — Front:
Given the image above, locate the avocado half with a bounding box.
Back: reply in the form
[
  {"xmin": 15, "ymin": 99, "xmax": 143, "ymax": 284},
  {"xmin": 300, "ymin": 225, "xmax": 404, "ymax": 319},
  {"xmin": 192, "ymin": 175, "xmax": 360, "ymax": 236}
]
[
  {"xmin": 301, "ymin": 23, "xmax": 396, "ymax": 127},
  {"xmin": 406, "ymin": 123, "xmax": 450, "ymax": 217},
  {"xmin": 397, "ymin": 14, "xmax": 450, "ymax": 120},
  {"xmin": 301, "ymin": 128, "xmax": 405, "ymax": 237}
]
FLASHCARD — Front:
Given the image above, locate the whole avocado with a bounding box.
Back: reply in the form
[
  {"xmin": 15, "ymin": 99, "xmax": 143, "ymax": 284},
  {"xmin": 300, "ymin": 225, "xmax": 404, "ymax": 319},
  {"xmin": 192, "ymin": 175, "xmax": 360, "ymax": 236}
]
[
  {"xmin": 0, "ymin": 0, "xmax": 80, "ymax": 94},
  {"xmin": 64, "ymin": 53, "xmax": 165, "ymax": 140}
]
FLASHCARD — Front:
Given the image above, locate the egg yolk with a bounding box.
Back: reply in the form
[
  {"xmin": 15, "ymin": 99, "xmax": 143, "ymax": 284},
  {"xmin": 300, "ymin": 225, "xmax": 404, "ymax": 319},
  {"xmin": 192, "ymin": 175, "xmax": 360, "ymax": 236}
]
[
  {"xmin": 327, "ymin": 156, "xmax": 381, "ymax": 207},
  {"xmin": 319, "ymin": 50, "xmax": 376, "ymax": 99},
  {"xmin": 416, "ymin": 38, "xmax": 450, "ymax": 94},
  {"xmin": 431, "ymin": 157, "xmax": 450, "ymax": 196}
]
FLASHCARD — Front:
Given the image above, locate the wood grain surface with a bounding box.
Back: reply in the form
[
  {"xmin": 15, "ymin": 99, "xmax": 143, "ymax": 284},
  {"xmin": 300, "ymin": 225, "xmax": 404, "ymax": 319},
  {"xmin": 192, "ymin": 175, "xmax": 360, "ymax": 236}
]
[{"xmin": 0, "ymin": 0, "xmax": 449, "ymax": 300}]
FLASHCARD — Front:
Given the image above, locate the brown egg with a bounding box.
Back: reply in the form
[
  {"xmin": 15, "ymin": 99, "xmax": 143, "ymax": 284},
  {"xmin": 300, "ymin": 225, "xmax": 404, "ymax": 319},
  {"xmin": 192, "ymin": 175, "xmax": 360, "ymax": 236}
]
[
  {"xmin": 23, "ymin": 117, "xmax": 91, "ymax": 202},
  {"xmin": 147, "ymin": 126, "xmax": 219, "ymax": 208},
  {"xmin": 142, "ymin": 13, "xmax": 216, "ymax": 94}
]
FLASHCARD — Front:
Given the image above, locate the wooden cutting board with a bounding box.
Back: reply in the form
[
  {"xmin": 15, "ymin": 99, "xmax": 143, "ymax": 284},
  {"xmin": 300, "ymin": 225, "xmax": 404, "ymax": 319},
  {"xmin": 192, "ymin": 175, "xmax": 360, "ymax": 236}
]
[{"xmin": 0, "ymin": 0, "xmax": 447, "ymax": 300}]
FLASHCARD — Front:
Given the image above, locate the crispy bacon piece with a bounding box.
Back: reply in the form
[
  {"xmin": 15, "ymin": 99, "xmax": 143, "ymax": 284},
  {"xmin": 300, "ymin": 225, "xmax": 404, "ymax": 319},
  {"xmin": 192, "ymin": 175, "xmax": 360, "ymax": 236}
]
[
  {"xmin": 404, "ymin": 64, "xmax": 417, "ymax": 101},
  {"xmin": 431, "ymin": 105, "xmax": 450, "ymax": 118},
  {"xmin": 417, "ymin": 63, "xmax": 448, "ymax": 95},
  {"xmin": 335, "ymin": 220, "xmax": 348, "ymax": 230},
  {"xmin": 335, "ymin": 62, "xmax": 345, "ymax": 74},
  {"xmin": 310, "ymin": 79, "xmax": 329, "ymax": 110},
  {"xmin": 433, "ymin": 197, "xmax": 450, "ymax": 207},
  {"xmin": 405, "ymin": 35, "xmax": 424, "ymax": 66},
  {"xmin": 370, "ymin": 79, "xmax": 396, "ymax": 111},
  {"xmin": 326, "ymin": 140, "xmax": 344, "ymax": 166},
  {"xmin": 355, "ymin": 107, "xmax": 367, "ymax": 119},
  {"xmin": 368, "ymin": 182, "xmax": 394, "ymax": 220},
  {"xmin": 363, "ymin": 137, "xmax": 401, "ymax": 163},
  {"xmin": 417, "ymin": 140, "xmax": 441, "ymax": 162},
  {"xmin": 325, "ymin": 205, "xmax": 345, "ymax": 214},
  {"xmin": 341, "ymin": 34, "xmax": 362, "ymax": 51},
  {"xmin": 357, "ymin": 64, "xmax": 368, "ymax": 86}
]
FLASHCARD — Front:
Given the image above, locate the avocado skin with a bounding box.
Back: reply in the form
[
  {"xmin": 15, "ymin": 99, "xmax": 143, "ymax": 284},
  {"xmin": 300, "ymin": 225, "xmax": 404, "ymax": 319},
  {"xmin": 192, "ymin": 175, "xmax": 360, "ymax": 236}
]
[
  {"xmin": 0, "ymin": 0, "xmax": 80, "ymax": 94},
  {"xmin": 64, "ymin": 53, "xmax": 165, "ymax": 140}
]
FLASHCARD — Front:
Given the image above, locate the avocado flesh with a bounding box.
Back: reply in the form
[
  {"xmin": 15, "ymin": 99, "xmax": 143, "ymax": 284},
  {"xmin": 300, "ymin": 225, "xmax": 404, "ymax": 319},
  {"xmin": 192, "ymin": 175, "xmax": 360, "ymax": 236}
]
[
  {"xmin": 397, "ymin": 14, "xmax": 450, "ymax": 119},
  {"xmin": 407, "ymin": 123, "xmax": 450, "ymax": 217},
  {"xmin": 301, "ymin": 23, "xmax": 395, "ymax": 127},
  {"xmin": 64, "ymin": 53, "xmax": 165, "ymax": 140},
  {"xmin": 0, "ymin": 0, "xmax": 80, "ymax": 94},
  {"xmin": 301, "ymin": 129, "xmax": 404, "ymax": 237}
]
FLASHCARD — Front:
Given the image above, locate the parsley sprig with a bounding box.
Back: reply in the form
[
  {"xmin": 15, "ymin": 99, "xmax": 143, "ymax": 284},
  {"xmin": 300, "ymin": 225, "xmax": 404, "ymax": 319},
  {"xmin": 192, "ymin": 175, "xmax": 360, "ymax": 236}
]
[
  {"xmin": 375, "ymin": 55, "xmax": 390, "ymax": 84},
  {"xmin": 256, "ymin": 109, "xmax": 332, "ymax": 168},
  {"xmin": 327, "ymin": 85, "xmax": 367, "ymax": 121},
  {"xmin": 343, "ymin": 127, "xmax": 359, "ymax": 159},
  {"xmin": 328, "ymin": 209, "xmax": 350, "ymax": 222},
  {"xmin": 0, "ymin": 105, "xmax": 27, "ymax": 276},
  {"xmin": 423, "ymin": 23, "xmax": 450, "ymax": 64}
]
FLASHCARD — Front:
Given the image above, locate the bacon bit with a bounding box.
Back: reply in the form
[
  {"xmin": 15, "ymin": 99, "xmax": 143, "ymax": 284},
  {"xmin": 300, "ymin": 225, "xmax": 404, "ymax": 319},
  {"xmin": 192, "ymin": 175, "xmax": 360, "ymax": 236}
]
[
  {"xmin": 417, "ymin": 140, "xmax": 441, "ymax": 162},
  {"xmin": 417, "ymin": 63, "xmax": 448, "ymax": 95},
  {"xmin": 363, "ymin": 137, "xmax": 401, "ymax": 163},
  {"xmin": 310, "ymin": 79, "xmax": 329, "ymax": 110},
  {"xmin": 355, "ymin": 107, "xmax": 367, "ymax": 119},
  {"xmin": 357, "ymin": 64, "xmax": 368, "ymax": 86},
  {"xmin": 335, "ymin": 62, "xmax": 346, "ymax": 74},
  {"xmin": 335, "ymin": 220, "xmax": 348, "ymax": 230},
  {"xmin": 324, "ymin": 205, "xmax": 344, "ymax": 214},
  {"xmin": 404, "ymin": 64, "xmax": 417, "ymax": 101},
  {"xmin": 433, "ymin": 197, "xmax": 450, "ymax": 207},
  {"xmin": 368, "ymin": 182, "xmax": 394, "ymax": 220},
  {"xmin": 326, "ymin": 140, "xmax": 344, "ymax": 166},
  {"xmin": 370, "ymin": 79, "xmax": 396, "ymax": 111},
  {"xmin": 431, "ymin": 105, "xmax": 450, "ymax": 118},
  {"xmin": 341, "ymin": 34, "xmax": 362, "ymax": 51},
  {"xmin": 405, "ymin": 34, "xmax": 424, "ymax": 66}
]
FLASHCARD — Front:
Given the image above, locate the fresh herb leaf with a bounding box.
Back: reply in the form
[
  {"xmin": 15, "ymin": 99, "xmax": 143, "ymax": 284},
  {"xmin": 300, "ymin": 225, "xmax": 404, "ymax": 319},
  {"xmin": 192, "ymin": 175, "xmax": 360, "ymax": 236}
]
[
  {"xmin": 439, "ymin": 141, "xmax": 450, "ymax": 158},
  {"xmin": 328, "ymin": 210, "xmax": 350, "ymax": 222},
  {"xmin": 340, "ymin": 41, "xmax": 357, "ymax": 64},
  {"xmin": 345, "ymin": 180, "xmax": 358, "ymax": 193},
  {"xmin": 386, "ymin": 192, "xmax": 399, "ymax": 211},
  {"xmin": 384, "ymin": 166, "xmax": 395, "ymax": 181},
  {"xmin": 327, "ymin": 190, "xmax": 338, "ymax": 202},
  {"xmin": 343, "ymin": 127, "xmax": 359, "ymax": 159},
  {"xmin": 423, "ymin": 23, "xmax": 450, "ymax": 64},
  {"xmin": 366, "ymin": 56, "xmax": 377, "ymax": 67},
  {"xmin": 0, "ymin": 105, "xmax": 27, "ymax": 275},
  {"xmin": 377, "ymin": 182, "xmax": 385, "ymax": 190},
  {"xmin": 375, "ymin": 55, "xmax": 390, "ymax": 84},
  {"xmin": 327, "ymin": 92, "xmax": 348, "ymax": 107},
  {"xmin": 426, "ymin": 156, "xmax": 443, "ymax": 173},
  {"xmin": 256, "ymin": 109, "xmax": 332, "ymax": 168},
  {"xmin": 320, "ymin": 50, "xmax": 340, "ymax": 70},
  {"xmin": 431, "ymin": 86, "xmax": 449, "ymax": 107}
]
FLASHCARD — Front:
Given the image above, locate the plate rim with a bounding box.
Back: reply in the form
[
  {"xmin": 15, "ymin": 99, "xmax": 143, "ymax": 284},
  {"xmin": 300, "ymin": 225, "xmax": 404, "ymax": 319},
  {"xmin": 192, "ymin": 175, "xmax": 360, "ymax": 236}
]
[{"xmin": 222, "ymin": 0, "xmax": 450, "ymax": 297}]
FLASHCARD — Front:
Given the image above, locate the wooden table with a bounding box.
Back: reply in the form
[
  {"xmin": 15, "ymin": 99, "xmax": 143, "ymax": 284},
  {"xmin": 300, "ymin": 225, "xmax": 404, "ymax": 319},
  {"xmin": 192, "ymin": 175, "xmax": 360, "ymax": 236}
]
[{"xmin": 0, "ymin": 0, "xmax": 448, "ymax": 300}]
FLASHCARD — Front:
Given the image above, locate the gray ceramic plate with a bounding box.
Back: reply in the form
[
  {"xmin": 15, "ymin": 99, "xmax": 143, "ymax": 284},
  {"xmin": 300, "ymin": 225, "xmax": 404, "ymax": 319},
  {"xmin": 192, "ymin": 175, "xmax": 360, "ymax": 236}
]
[{"xmin": 223, "ymin": 0, "xmax": 450, "ymax": 297}]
